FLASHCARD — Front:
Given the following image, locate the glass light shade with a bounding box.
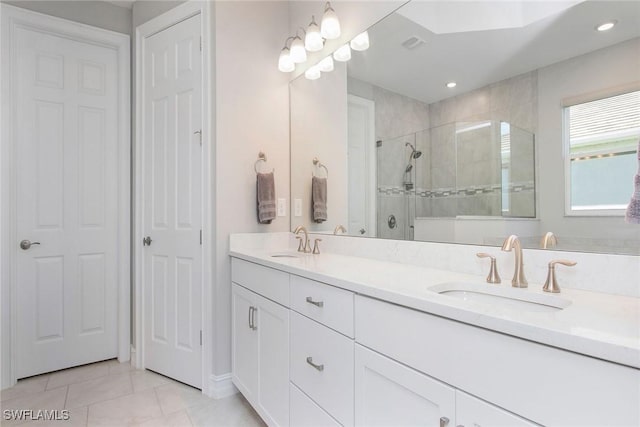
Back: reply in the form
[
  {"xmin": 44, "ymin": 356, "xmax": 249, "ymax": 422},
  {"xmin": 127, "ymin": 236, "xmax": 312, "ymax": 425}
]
[
  {"xmin": 290, "ymin": 36, "xmax": 307, "ymax": 63},
  {"xmin": 333, "ymin": 43, "xmax": 351, "ymax": 62},
  {"xmin": 305, "ymin": 18, "xmax": 324, "ymax": 52},
  {"xmin": 318, "ymin": 56, "xmax": 334, "ymax": 72},
  {"xmin": 321, "ymin": 4, "xmax": 341, "ymax": 39},
  {"xmin": 304, "ymin": 65, "xmax": 321, "ymax": 80},
  {"xmin": 278, "ymin": 47, "xmax": 295, "ymax": 72},
  {"xmin": 350, "ymin": 31, "xmax": 370, "ymax": 51}
]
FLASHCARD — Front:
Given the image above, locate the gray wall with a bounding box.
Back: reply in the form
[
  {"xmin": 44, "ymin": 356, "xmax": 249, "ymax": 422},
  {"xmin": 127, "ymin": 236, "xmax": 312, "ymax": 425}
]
[{"xmin": 1, "ymin": 0, "xmax": 132, "ymax": 34}]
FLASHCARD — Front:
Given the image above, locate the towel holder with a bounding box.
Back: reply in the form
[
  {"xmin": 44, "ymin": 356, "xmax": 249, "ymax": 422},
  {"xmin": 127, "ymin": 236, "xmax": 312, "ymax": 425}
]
[
  {"xmin": 312, "ymin": 157, "xmax": 329, "ymax": 178},
  {"xmin": 254, "ymin": 152, "xmax": 274, "ymax": 174}
]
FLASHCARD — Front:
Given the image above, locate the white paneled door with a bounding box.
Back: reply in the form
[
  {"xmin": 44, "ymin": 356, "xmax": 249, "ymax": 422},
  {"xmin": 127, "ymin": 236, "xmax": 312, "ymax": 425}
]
[
  {"xmin": 15, "ymin": 26, "xmax": 120, "ymax": 378},
  {"xmin": 347, "ymin": 95, "xmax": 376, "ymax": 237},
  {"xmin": 142, "ymin": 14, "xmax": 203, "ymax": 388}
]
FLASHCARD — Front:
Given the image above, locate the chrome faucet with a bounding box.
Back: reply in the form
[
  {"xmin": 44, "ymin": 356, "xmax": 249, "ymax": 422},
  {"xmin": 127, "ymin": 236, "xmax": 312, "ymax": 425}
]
[
  {"xmin": 333, "ymin": 225, "xmax": 347, "ymax": 235},
  {"xmin": 540, "ymin": 231, "xmax": 558, "ymax": 249},
  {"xmin": 293, "ymin": 225, "xmax": 311, "ymax": 253},
  {"xmin": 501, "ymin": 235, "xmax": 528, "ymax": 288}
]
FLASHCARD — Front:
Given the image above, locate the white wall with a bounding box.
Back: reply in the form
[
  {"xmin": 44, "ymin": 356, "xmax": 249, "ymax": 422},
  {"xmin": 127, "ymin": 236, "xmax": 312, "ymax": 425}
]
[
  {"xmin": 213, "ymin": 0, "xmax": 290, "ymax": 377},
  {"xmin": 537, "ymin": 38, "xmax": 640, "ymax": 250},
  {"xmin": 131, "ymin": 0, "xmax": 184, "ymax": 28},
  {"xmin": 287, "ymin": 1, "xmax": 404, "ymax": 77},
  {"xmin": 290, "ymin": 62, "xmax": 348, "ymax": 233},
  {"xmin": 1, "ymin": 0, "xmax": 132, "ymax": 34}
]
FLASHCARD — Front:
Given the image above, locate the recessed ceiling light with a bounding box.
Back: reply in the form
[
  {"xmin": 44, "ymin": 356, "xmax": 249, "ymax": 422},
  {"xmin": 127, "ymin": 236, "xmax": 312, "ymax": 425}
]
[
  {"xmin": 596, "ymin": 20, "xmax": 617, "ymax": 32},
  {"xmin": 446, "ymin": 82, "xmax": 457, "ymax": 88}
]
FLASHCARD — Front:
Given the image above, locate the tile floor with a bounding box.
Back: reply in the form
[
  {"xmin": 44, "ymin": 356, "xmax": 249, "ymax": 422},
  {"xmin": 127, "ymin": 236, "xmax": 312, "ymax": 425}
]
[{"xmin": 0, "ymin": 360, "xmax": 265, "ymax": 427}]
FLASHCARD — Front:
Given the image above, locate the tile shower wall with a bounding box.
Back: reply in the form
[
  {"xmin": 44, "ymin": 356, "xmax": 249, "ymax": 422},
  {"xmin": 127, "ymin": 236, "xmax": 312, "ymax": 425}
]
[
  {"xmin": 349, "ymin": 72, "xmax": 537, "ymax": 239},
  {"xmin": 425, "ymin": 71, "xmax": 538, "ymax": 218}
]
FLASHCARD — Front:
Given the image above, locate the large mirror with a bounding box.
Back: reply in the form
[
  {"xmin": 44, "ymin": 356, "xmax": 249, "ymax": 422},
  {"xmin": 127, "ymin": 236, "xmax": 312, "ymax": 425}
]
[{"xmin": 290, "ymin": 0, "xmax": 640, "ymax": 255}]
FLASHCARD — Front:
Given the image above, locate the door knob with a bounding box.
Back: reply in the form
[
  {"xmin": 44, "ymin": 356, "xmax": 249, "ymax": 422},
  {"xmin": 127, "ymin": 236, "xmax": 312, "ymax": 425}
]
[
  {"xmin": 20, "ymin": 240, "xmax": 40, "ymax": 250},
  {"xmin": 359, "ymin": 228, "xmax": 366, "ymax": 234},
  {"xmin": 143, "ymin": 236, "xmax": 152, "ymax": 246}
]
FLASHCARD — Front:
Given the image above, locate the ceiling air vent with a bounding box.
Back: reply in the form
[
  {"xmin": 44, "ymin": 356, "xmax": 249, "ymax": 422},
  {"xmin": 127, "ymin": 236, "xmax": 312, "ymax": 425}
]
[{"xmin": 401, "ymin": 36, "xmax": 426, "ymax": 50}]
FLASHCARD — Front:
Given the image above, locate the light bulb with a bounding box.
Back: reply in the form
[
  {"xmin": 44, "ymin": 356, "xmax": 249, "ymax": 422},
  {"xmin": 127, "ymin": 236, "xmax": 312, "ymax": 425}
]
[
  {"xmin": 321, "ymin": 2, "xmax": 341, "ymax": 39},
  {"xmin": 305, "ymin": 65, "xmax": 321, "ymax": 80},
  {"xmin": 278, "ymin": 47, "xmax": 295, "ymax": 72},
  {"xmin": 318, "ymin": 56, "xmax": 334, "ymax": 72},
  {"xmin": 290, "ymin": 36, "xmax": 307, "ymax": 63},
  {"xmin": 350, "ymin": 31, "xmax": 370, "ymax": 51},
  {"xmin": 305, "ymin": 16, "xmax": 324, "ymax": 52},
  {"xmin": 446, "ymin": 82, "xmax": 457, "ymax": 88},
  {"xmin": 333, "ymin": 43, "xmax": 351, "ymax": 62}
]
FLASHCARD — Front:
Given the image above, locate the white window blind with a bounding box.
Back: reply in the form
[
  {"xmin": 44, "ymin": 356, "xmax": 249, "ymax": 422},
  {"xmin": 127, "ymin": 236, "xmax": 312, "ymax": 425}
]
[{"xmin": 569, "ymin": 90, "xmax": 640, "ymax": 148}]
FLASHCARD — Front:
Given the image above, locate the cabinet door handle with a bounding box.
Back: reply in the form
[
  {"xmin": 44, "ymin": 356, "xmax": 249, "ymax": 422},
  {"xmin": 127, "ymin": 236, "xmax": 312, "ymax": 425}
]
[
  {"xmin": 250, "ymin": 306, "xmax": 258, "ymax": 330},
  {"xmin": 305, "ymin": 297, "xmax": 324, "ymax": 307},
  {"xmin": 439, "ymin": 417, "xmax": 450, "ymax": 427},
  {"xmin": 306, "ymin": 356, "xmax": 324, "ymax": 371},
  {"xmin": 248, "ymin": 306, "xmax": 253, "ymax": 329}
]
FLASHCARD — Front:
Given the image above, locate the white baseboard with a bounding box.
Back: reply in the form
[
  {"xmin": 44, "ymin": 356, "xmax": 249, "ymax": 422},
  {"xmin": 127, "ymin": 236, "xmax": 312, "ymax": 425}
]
[{"xmin": 208, "ymin": 373, "xmax": 238, "ymax": 399}]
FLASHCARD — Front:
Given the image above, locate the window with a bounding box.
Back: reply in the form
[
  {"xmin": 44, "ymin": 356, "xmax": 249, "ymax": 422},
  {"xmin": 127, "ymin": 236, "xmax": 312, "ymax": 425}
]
[{"xmin": 565, "ymin": 90, "xmax": 639, "ymax": 214}]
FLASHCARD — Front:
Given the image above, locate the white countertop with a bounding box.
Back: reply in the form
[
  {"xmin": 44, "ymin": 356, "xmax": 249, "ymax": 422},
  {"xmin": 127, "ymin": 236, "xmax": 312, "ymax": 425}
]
[{"xmin": 230, "ymin": 248, "xmax": 640, "ymax": 369}]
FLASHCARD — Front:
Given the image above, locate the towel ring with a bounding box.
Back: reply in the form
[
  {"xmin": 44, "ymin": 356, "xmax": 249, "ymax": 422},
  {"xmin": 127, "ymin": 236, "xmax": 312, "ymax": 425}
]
[
  {"xmin": 254, "ymin": 152, "xmax": 274, "ymax": 174},
  {"xmin": 312, "ymin": 157, "xmax": 329, "ymax": 178}
]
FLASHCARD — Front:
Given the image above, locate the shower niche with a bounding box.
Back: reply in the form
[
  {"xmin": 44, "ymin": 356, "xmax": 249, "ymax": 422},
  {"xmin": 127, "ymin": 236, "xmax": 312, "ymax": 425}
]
[{"xmin": 376, "ymin": 120, "xmax": 536, "ymax": 241}]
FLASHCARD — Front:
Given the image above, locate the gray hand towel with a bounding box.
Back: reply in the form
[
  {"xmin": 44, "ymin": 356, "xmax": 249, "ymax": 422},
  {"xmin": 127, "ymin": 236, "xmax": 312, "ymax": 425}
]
[
  {"xmin": 625, "ymin": 140, "xmax": 640, "ymax": 224},
  {"xmin": 257, "ymin": 172, "xmax": 276, "ymax": 224},
  {"xmin": 312, "ymin": 176, "xmax": 327, "ymax": 223}
]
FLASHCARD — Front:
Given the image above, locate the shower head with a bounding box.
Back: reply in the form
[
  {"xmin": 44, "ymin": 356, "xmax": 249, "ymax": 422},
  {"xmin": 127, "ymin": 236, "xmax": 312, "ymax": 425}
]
[
  {"xmin": 405, "ymin": 164, "xmax": 413, "ymax": 173},
  {"xmin": 405, "ymin": 142, "xmax": 422, "ymax": 159}
]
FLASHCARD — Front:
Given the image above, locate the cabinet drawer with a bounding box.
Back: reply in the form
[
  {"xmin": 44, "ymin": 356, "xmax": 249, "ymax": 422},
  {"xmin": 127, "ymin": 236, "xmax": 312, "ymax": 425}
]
[
  {"xmin": 291, "ymin": 312, "xmax": 354, "ymax": 426},
  {"xmin": 290, "ymin": 383, "xmax": 341, "ymax": 427},
  {"xmin": 290, "ymin": 275, "xmax": 354, "ymax": 337},
  {"xmin": 231, "ymin": 257, "xmax": 290, "ymax": 306}
]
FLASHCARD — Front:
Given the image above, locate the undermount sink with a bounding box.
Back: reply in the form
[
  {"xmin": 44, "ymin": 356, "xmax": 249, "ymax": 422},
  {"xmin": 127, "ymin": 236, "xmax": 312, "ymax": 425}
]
[
  {"xmin": 270, "ymin": 252, "xmax": 302, "ymax": 258},
  {"xmin": 429, "ymin": 282, "xmax": 571, "ymax": 312}
]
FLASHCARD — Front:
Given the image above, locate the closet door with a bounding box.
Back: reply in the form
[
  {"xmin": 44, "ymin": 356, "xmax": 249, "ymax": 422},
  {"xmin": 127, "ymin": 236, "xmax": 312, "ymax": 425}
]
[
  {"xmin": 15, "ymin": 20, "xmax": 120, "ymax": 378},
  {"xmin": 142, "ymin": 12, "xmax": 203, "ymax": 388}
]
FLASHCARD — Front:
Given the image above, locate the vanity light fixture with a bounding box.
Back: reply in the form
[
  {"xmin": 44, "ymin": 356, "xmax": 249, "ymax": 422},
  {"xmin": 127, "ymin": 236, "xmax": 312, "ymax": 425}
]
[
  {"xmin": 596, "ymin": 20, "xmax": 617, "ymax": 31},
  {"xmin": 318, "ymin": 55, "xmax": 334, "ymax": 72},
  {"xmin": 305, "ymin": 16, "xmax": 324, "ymax": 52},
  {"xmin": 321, "ymin": 2, "xmax": 341, "ymax": 40},
  {"xmin": 304, "ymin": 65, "xmax": 322, "ymax": 80},
  {"xmin": 290, "ymin": 34, "xmax": 307, "ymax": 64},
  {"xmin": 446, "ymin": 82, "xmax": 457, "ymax": 88},
  {"xmin": 278, "ymin": 37, "xmax": 296, "ymax": 73},
  {"xmin": 350, "ymin": 31, "xmax": 370, "ymax": 51},
  {"xmin": 333, "ymin": 43, "xmax": 351, "ymax": 62}
]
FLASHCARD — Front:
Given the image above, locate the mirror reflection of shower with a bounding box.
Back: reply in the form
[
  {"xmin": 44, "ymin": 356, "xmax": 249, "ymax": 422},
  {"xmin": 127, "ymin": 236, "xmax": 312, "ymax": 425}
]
[{"xmin": 403, "ymin": 142, "xmax": 422, "ymax": 190}]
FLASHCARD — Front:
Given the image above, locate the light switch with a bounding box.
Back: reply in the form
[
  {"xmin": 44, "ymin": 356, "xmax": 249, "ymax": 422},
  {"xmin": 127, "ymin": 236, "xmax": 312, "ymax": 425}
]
[
  {"xmin": 277, "ymin": 198, "xmax": 286, "ymax": 217},
  {"xmin": 294, "ymin": 198, "xmax": 302, "ymax": 217}
]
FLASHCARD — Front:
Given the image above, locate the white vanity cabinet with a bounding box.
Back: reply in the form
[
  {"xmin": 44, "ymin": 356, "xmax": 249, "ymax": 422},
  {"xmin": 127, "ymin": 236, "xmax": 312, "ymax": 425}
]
[
  {"xmin": 231, "ymin": 260, "xmax": 290, "ymax": 427},
  {"xmin": 230, "ymin": 255, "xmax": 639, "ymax": 427}
]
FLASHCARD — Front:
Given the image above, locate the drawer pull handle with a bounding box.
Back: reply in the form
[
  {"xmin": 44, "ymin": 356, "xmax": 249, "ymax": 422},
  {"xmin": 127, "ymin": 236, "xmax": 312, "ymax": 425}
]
[
  {"xmin": 251, "ymin": 307, "xmax": 258, "ymax": 330},
  {"xmin": 305, "ymin": 297, "xmax": 324, "ymax": 307},
  {"xmin": 306, "ymin": 356, "xmax": 324, "ymax": 371},
  {"xmin": 439, "ymin": 417, "xmax": 450, "ymax": 427}
]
